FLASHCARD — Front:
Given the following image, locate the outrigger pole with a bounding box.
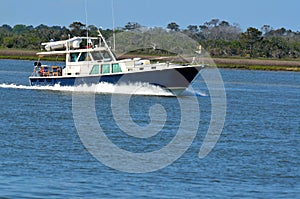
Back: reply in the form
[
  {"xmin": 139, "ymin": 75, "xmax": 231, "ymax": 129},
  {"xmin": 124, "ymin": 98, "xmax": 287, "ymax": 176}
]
[{"xmin": 97, "ymin": 30, "xmax": 117, "ymax": 62}]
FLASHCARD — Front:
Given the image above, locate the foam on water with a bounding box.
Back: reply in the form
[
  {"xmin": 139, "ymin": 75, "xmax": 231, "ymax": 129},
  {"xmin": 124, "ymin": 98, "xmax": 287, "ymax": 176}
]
[
  {"xmin": 0, "ymin": 82, "xmax": 175, "ymax": 96},
  {"xmin": 183, "ymin": 86, "xmax": 208, "ymax": 97}
]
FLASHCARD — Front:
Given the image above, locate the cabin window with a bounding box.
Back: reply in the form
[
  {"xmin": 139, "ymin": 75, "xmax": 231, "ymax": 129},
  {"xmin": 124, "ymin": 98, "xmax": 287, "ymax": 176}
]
[
  {"xmin": 90, "ymin": 64, "xmax": 100, "ymax": 74},
  {"xmin": 101, "ymin": 64, "xmax": 110, "ymax": 74},
  {"xmin": 70, "ymin": 53, "xmax": 80, "ymax": 62},
  {"xmin": 112, "ymin": 63, "xmax": 121, "ymax": 73},
  {"xmin": 78, "ymin": 52, "xmax": 92, "ymax": 62}
]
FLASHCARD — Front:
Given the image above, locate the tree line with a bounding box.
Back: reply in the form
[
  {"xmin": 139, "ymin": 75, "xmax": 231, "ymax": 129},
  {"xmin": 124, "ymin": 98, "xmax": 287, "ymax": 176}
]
[{"xmin": 1, "ymin": 19, "xmax": 300, "ymax": 59}]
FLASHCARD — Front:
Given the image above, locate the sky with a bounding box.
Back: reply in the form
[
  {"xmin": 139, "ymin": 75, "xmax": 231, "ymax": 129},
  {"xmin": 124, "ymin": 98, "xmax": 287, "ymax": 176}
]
[{"xmin": 1, "ymin": 0, "xmax": 300, "ymax": 31}]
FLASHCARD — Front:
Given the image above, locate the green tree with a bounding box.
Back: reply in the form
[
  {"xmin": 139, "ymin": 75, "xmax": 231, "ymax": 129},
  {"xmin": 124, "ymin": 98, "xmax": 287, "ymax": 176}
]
[
  {"xmin": 240, "ymin": 27, "xmax": 262, "ymax": 57},
  {"xmin": 261, "ymin": 25, "xmax": 272, "ymax": 35},
  {"xmin": 1, "ymin": 24, "xmax": 12, "ymax": 32},
  {"xmin": 219, "ymin": 21, "xmax": 230, "ymax": 27},
  {"xmin": 12, "ymin": 24, "xmax": 27, "ymax": 34},
  {"xmin": 167, "ymin": 22, "xmax": 180, "ymax": 31},
  {"xmin": 183, "ymin": 25, "xmax": 200, "ymax": 40},
  {"xmin": 69, "ymin": 21, "xmax": 86, "ymax": 36},
  {"xmin": 124, "ymin": 22, "xmax": 141, "ymax": 30},
  {"xmin": 204, "ymin": 19, "xmax": 219, "ymax": 27}
]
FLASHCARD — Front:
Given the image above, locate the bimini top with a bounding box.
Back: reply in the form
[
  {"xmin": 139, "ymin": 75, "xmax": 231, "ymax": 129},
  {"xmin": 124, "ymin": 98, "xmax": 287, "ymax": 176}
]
[{"xmin": 37, "ymin": 30, "xmax": 117, "ymax": 62}]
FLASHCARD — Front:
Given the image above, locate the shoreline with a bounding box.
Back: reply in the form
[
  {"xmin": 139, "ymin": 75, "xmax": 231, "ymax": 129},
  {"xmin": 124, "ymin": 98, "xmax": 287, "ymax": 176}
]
[
  {"xmin": 0, "ymin": 49, "xmax": 37, "ymax": 60},
  {"xmin": 1, "ymin": 49, "xmax": 300, "ymax": 72},
  {"xmin": 212, "ymin": 58, "xmax": 300, "ymax": 72}
]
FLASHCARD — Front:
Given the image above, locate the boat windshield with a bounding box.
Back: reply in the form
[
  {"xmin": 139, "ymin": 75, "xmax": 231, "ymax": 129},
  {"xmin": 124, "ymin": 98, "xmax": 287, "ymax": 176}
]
[
  {"xmin": 78, "ymin": 52, "xmax": 92, "ymax": 61},
  {"xmin": 69, "ymin": 52, "xmax": 92, "ymax": 62},
  {"xmin": 91, "ymin": 51, "xmax": 112, "ymax": 61}
]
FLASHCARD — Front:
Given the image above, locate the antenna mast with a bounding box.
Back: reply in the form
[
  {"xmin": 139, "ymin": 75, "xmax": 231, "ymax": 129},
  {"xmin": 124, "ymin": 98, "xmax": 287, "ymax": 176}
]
[
  {"xmin": 112, "ymin": 0, "xmax": 116, "ymax": 51},
  {"xmin": 85, "ymin": 0, "xmax": 89, "ymax": 46}
]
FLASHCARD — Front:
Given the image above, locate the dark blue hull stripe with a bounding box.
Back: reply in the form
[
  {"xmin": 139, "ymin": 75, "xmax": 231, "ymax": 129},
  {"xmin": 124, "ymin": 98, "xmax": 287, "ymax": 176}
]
[{"xmin": 29, "ymin": 67, "xmax": 201, "ymax": 89}]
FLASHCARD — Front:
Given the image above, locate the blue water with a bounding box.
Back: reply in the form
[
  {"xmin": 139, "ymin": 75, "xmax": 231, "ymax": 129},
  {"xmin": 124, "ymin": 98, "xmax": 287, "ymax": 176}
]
[{"xmin": 0, "ymin": 59, "xmax": 299, "ymax": 198}]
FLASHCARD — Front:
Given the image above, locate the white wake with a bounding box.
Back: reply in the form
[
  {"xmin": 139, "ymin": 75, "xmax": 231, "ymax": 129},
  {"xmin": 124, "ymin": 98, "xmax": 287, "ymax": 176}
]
[
  {"xmin": 0, "ymin": 82, "xmax": 175, "ymax": 96},
  {"xmin": 182, "ymin": 86, "xmax": 208, "ymax": 97}
]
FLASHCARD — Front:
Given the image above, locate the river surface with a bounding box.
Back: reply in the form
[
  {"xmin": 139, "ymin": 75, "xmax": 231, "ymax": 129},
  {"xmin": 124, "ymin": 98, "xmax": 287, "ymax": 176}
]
[{"xmin": 0, "ymin": 59, "xmax": 299, "ymax": 198}]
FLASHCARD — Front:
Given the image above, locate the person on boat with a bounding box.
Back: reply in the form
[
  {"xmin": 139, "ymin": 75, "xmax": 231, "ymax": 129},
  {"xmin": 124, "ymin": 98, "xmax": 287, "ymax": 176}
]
[
  {"xmin": 34, "ymin": 62, "xmax": 42, "ymax": 76},
  {"xmin": 38, "ymin": 66, "xmax": 44, "ymax": 76}
]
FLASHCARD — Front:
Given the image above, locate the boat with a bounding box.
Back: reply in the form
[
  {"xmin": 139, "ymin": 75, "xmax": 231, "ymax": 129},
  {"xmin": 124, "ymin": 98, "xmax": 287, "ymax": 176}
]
[{"xmin": 29, "ymin": 30, "xmax": 204, "ymax": 95}]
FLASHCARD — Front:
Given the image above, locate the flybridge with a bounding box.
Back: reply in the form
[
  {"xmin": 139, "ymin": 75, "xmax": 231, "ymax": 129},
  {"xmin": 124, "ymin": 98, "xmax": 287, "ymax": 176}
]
[
  {"xmin": 38, "ymin": 30, "xmax": 117, "ymax": 62},
  {"xmin": 40, "ymin": 30, "xmax": 108, "ymax": 51},
  {"xmin": 42, "ymin": 37, "xmax": 83, "ymax": 51},
  {"xmin": 41, "ymin": 36, "xmax": 103, "ymax": 51}
]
